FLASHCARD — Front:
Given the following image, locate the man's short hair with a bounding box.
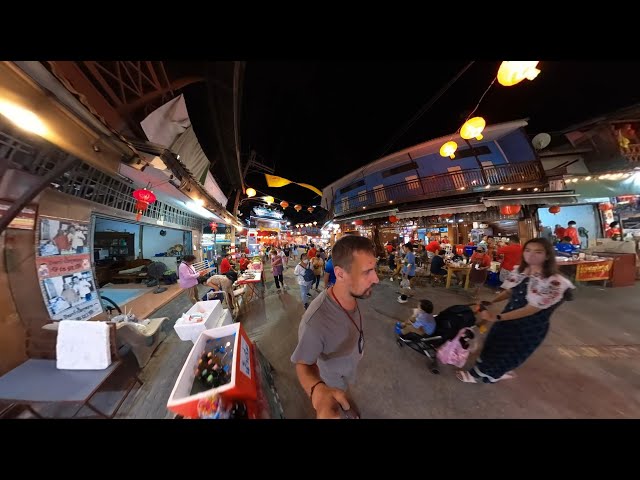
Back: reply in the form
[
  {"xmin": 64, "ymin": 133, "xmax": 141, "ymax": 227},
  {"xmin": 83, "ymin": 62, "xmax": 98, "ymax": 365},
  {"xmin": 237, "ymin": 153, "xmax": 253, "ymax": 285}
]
[
  {"xmin": 438, "ymin": 249, "xmax": 446, "ymax": 255},
  {"xmin": 568, "ymin": 221, "xmax": 576, "ymax": 226},
  {"xmin": 332, "ymin": 235, "xmax": 376, "ymax": 272}
]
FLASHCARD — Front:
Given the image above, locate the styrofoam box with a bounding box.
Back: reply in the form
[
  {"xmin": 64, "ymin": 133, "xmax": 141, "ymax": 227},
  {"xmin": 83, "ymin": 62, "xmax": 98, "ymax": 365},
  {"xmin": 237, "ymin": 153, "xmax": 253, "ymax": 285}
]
[
  {"xmin": 167, "ymin": 322, "xmax": 257, "ymax": 418},
  {"xmin": 174, "ymin": 300, "xmax": 223, "ymax": 342}
]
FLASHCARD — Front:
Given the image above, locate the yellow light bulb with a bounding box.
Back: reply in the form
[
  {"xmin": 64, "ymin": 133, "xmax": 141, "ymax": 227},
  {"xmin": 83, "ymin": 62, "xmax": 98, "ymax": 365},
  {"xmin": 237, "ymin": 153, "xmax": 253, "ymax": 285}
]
[
  {"xmin": 440, "ymin": 141, "xmax": 458, "ymax": 159},
  {"xmin": 497, "ymin": 61, "xmax": 540, "ymax": 87},
  {"xmin": 246, "ymin": 187, "xmax": 256, "ymax": 197},
  {"xmin": 0, "ymin": 100, "xmax": 47, "ymax": 136}
]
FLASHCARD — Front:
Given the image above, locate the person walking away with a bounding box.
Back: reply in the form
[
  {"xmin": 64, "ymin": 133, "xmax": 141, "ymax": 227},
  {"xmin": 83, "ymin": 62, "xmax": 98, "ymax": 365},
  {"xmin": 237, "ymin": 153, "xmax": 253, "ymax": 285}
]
[
  {"xmin": 457, "ymin": 238, "xmax": 574, "ymax": 384},
  {"xmin": 311, "ymin": 253, "xmax": 325, "ymax": 291},
  {"xmin": 271, "ymin": 249, "xmax": 285, "ymax": 292},
  {"xmin": 402, "ymin": 243, "xmax": 416, "ymax": 288},
  {"xmin": 291, "ymin": 236, "xmax": 379, "ymax": 419},
  {"xmin": 323, "ymin": 255, "xmax": 336, "ymax": 289},
  {"xmin": 179, "ymin": 254, "xmax": 206, "ymax": 304},
  {"xmin": 294, "ymin": 253, "xmax": 315, "ymax": 309}
]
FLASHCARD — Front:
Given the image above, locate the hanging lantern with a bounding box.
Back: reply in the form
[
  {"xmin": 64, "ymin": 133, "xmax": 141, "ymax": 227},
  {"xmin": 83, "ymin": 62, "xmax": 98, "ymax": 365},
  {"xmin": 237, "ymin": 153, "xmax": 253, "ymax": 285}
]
[
  {"xmin": 460, "ymin": 117, "xmax": 486, "ymax": 140},
  {"xmin": 307, "ymin": 206, "xmax": 315, "ymax": 213},
  {"xmin": 439, "ymin": 141, "xmax": 458, "ymax": 159},
  {"xmin": 354, "ymin": 219, "xmax": 364, "ymax": 226},
  {"xmin": 389, "ymin": 215, "xmax": 398, "ymax": 223},
  {"xmin": 280, "ymin": 200, "xmax": 289, "ymax": 209},
  {"xmin": 294, "ymin": 204, "xmax": 302, "ymax": 212},
  {"xmin": 132, "ymin": 188, "xmax": 156, "ymax": 221},
  {"xmin": 209, "ymin": 222, "xmax": 218, "ymax": 232},
  {"xmin": 246, "ymin": 187, "xmax": 256, "ymax": 198},
  {"xmin": 497, "ymin": 61, "xmax": 541, "ymax": 87},
  {"xmin": 264, "ymin": 195, "xmax": 274, "ymax": 204},
  {"xmin": 598, "ymin": 203, "xmax": 613, "ymax": 212},
  {"xmin": 549, "ymin": 206, "xmax": 561, "ymax": 215},
  {"xmin": 500, "ymin": 205, "xmax": 522, "ymax": 216},
  {"xmin": 440, "ymin": 213, "xmax": 453, "ymax": 219}
]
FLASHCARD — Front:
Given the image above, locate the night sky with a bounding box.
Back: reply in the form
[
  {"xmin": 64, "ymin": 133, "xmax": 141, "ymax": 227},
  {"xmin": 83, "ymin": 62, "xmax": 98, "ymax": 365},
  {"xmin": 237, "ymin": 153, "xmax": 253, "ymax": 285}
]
[{"xmin": 194, "ymin": 61, "xmax": 640, "ymax": 223}]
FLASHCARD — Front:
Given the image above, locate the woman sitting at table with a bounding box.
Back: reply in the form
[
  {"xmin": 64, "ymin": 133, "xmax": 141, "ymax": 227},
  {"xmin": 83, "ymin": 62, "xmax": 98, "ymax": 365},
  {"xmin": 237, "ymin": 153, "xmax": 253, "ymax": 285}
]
[{"xmin": 555, "ymin": 236, "xmax": 575, "ymax": 257}]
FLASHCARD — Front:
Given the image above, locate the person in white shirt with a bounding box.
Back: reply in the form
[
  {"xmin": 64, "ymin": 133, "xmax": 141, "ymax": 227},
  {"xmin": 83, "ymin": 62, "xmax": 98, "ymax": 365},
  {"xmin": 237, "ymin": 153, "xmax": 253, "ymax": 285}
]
[{"xmin": 294, "ymin": 253, "xmax": 315, "ymax": 310}]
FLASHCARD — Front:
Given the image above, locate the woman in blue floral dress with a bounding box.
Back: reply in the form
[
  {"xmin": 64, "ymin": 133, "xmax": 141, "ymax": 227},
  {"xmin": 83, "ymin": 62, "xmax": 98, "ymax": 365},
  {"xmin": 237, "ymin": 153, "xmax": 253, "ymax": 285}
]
[{"xmin": 457, "ymin": 238, "xmax": 575, "ymax": 384}]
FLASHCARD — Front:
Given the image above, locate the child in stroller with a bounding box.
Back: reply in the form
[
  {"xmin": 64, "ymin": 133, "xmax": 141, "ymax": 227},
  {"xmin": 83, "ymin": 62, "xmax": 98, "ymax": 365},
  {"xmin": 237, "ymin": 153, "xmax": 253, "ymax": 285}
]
[
  {"xmin": 395, "ymin": 299, "xmax": 436, "ymax": 337},
  {"xmin": 396, "ymin": 303, "xmax": 485, "ymax": 374}
]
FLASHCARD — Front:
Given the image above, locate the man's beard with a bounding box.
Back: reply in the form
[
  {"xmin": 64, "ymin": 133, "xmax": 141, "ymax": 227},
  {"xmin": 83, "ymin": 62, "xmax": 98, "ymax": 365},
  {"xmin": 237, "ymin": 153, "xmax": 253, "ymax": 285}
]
[{"xmin": 351, "ymin": 285, "xmax": 374, "ymax": 299}]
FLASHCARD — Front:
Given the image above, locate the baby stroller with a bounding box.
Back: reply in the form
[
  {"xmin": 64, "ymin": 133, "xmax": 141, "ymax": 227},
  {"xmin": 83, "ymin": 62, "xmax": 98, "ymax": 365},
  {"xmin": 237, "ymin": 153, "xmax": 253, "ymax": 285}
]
[{"xmin": 396, "ymin": 304, "xmax": 480, "ymax": 374}]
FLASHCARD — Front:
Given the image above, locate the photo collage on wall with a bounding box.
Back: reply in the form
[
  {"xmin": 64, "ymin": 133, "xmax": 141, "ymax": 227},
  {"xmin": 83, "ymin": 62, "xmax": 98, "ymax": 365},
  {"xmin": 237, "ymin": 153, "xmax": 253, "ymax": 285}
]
[{"xmin": 36, "ymin": 216, "xmax": 103, "ymax": 321}]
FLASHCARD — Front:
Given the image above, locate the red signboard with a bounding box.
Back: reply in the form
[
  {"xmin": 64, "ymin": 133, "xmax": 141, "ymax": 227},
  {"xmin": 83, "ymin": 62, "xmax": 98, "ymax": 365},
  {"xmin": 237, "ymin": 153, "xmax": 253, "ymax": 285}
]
[{"xmin": 575, "ymin": 260, "xmax": 613, "ymax": 282}]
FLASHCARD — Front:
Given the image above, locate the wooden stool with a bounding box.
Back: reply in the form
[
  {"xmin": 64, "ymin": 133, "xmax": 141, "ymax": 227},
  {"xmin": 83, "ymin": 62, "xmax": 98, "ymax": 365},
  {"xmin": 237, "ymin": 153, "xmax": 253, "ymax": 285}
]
[{"xmin": 430, "ymin": 274, "xmax": 446, "ymax": 287}]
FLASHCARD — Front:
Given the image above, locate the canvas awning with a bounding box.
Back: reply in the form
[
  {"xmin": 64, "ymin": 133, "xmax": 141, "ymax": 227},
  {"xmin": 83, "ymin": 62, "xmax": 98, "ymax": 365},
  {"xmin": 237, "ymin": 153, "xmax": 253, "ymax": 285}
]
[
  {"xmin": 395, "ymin": 203, "xmax": 486, "ymax": 219},
  {"xmin": 481, "ymin": 191, "xmax": 580, "ymax": 207}
]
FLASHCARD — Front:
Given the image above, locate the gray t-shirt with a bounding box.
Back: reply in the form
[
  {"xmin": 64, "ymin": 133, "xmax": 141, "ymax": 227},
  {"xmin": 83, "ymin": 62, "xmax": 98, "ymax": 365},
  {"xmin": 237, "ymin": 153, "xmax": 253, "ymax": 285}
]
[{"xmin": 290, "ymin": 289, "xmax": 363, "ymax": 391}]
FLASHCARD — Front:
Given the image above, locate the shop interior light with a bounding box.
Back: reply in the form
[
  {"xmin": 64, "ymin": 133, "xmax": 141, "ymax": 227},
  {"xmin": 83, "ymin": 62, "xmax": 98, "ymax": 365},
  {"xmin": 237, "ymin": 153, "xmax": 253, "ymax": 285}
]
[
  {"xmin": 584, "ymin": 176, "xmax": 592, "ymax": 181},
  {"xmin": 0, "ymin": 99, "xmax": 47, "ymax": 136}
]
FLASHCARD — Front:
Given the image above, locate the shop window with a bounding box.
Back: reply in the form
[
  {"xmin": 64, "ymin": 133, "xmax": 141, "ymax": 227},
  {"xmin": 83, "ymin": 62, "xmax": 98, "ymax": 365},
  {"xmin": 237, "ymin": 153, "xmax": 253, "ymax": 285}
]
[
  {"xmin": 339, "ymin": 179, "xmax": 366, "ymax": 195},
  {"xmin": 382, "ymin": 161, "xmax": 419, "ymax": 179},
  {"xmin": 455, "ymin": 145, "xmax": 491, "ymax": 159}
]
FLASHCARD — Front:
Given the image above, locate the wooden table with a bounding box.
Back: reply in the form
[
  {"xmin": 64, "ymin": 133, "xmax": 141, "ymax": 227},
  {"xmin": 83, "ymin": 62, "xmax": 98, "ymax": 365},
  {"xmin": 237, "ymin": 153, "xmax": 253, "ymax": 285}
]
[
  {"xmin": 446, "ymin": 266, "xmax": 472, "ymax": 289},
  {"xmin": 557, "ymin": 259, "xmax": 614, "ymax": 286},
  {"xmin": 237, "ymin": 271, "xmax": 264, "ymax": 303}
]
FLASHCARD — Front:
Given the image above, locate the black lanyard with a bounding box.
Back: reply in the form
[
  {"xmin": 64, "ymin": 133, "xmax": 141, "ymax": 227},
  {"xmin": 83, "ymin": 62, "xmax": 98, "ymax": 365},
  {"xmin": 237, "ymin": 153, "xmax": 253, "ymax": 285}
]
[{"xmin": 330, "ymin": 288, "xmax": 365, "ymax": 354}]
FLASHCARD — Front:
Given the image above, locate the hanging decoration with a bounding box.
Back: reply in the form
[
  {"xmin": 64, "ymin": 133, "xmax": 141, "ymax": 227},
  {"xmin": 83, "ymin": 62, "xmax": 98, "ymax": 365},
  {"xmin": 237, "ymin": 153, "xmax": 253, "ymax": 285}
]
[
  {"xmin": 354, "ymin": 219, "xmax": 364, "ymax": 226},
  {"xmin": 264, "ymin": 174, "xmax": 323, "ymax": 196},
  {"xmin": 264, "ymin": 196, "xmax": 274, "ymax": 204},
  {"xmin": 245, "ymin": 187, "xmax": 256, "ymax": 197},
  {"xmin": 460, "ymin": 117, "xmax": 486, "ymax": 140},
  {"xmin": 132, "ymin": 188, "xmax": 156, "ymax": 221},
  {"xmin": 280, "ymin": 200, "xmax": 289, "ymax": 209},
  {"xmin": 548, "ymin": 206, "xmax": 561, "ymax": 215},
  {"xmin": 497, "ymin": 61, "xmax": 541, "ymax": 87},
  {"xmin": 500, "ymin": 205, "xmax": 521, "ymax": 216},
  {"xmin": 307, "ymin": 206, "xmax": 315, "ymax": 213},
  {"xmin": 439, "ymin": 141, "xmax": 458, "ymax": 159},
  {"xmin": 389, "ymin": 215, "xmax": 398, "ymax": 223},
  {"xmin": 294, "ymin": 204, "xmax": 303, "ymax": 212}
]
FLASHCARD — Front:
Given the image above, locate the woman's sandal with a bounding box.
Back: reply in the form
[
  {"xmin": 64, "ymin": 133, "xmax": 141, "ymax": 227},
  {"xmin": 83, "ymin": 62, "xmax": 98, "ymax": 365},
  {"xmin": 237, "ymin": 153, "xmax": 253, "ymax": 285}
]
[{"xmin": 456, "ymin": 370, "xmax": 478, "ymax": 383}]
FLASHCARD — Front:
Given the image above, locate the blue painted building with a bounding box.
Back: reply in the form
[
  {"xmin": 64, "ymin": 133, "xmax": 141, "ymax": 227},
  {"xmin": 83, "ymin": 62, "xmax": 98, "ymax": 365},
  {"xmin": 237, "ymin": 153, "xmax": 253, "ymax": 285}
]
[{"xmin": 321, "ymin": 119, "xmax": 548, "ymax": 220}]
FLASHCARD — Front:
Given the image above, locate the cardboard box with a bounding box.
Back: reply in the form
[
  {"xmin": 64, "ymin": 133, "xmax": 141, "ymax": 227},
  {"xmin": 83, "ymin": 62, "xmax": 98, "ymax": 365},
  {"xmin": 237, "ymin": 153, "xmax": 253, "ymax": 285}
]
[
  {"xmin": 173, "ymin": 300, "xmax": 223, "ymax": 342},
  {"xmin": 167, "ymin": 322, "xmax": 257, "ymax": 418}
]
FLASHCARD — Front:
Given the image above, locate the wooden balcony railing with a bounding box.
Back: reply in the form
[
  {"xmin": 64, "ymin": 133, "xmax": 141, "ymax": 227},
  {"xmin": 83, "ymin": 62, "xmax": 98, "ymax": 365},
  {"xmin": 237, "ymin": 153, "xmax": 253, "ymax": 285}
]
[{"xmin": 334, "ymin": 161, "xmax": 546, "ymax": 216}]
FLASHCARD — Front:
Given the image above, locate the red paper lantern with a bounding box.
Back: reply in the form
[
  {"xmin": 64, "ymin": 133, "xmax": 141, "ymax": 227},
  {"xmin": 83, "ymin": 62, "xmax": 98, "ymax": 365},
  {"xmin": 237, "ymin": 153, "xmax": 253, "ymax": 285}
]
[
  {"xmin": 440, "ymin": 213, "xmax": 452, "ymax": 219},
  {"xmin": 548, "ymin": 206, "xmax": 561, "ymax": 215},
  {"xmin": 132, "ymin": 188, "xmax": 157, "ymax": 221},
  {"xmin": 500, "ymin": 205, "xmax": 521, "ymax": 216},
  {"xmin": 209, "ymin": 222, "xmax": 218, "ymax": 232},
  {"xmin": 389, "ymin": 215, "xmax": 398, "ymax": 223},
  {"xmin": 280, "ymin": 201, "xmax": 289, "ymax": 209},
  {"xmin": 354, "ymin": 219, "xmax": 364, "ymax": 226}
]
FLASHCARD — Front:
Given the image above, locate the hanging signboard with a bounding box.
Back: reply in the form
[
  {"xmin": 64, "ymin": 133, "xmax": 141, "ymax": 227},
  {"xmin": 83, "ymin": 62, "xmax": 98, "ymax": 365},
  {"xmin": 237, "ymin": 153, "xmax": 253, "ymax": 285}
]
[{"xmin": 35, "ymin": 216, "xmax": 102, "ymax": 321}]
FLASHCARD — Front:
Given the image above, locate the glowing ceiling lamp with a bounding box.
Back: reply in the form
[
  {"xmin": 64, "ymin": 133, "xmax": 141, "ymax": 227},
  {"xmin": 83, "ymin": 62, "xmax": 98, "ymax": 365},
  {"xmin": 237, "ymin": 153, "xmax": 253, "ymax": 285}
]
[
  {"xmin": 460, "ymin": 117, "xmax": 486, "ymax": 141},
  {"xmin": 439, "ymin": 141, "xmax": 458, "ymax": 159},
  {"xmin": 246, "ymin": 187, "xmax": 256, "ymax": 198},
  {"xmin": 0, "ymin": 99, "xmax": 47, "ymax": 136},
  {"xmin": 497, "ymin": 61, "xmax": 540, "ymax": 87}
]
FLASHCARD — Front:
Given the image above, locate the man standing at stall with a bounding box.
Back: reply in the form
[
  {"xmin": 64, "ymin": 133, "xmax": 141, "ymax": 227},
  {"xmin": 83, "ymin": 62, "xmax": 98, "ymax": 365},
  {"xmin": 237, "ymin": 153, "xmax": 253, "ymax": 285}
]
[{"xmin": 565, "ymin": 221, "xmax": 581, "ymax": 246}]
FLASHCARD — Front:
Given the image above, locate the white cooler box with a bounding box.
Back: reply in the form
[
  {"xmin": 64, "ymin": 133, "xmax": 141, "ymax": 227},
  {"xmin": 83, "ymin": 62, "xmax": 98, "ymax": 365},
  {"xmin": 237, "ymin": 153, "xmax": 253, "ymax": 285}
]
[{"xmin": 174, "ymin": 300, "xmax": 225, "ymax": 342}]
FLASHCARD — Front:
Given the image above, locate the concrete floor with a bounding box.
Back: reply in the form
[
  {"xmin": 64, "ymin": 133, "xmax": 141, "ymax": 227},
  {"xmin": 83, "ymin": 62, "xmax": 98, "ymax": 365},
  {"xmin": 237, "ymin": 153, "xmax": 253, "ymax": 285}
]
[
  {"xmin": 95, "ymin": 264, "xmax": 640, "ymax": 419},
  {"xmin": 239, "ymin": 265, "xmax": 640, "ymax": 419}
]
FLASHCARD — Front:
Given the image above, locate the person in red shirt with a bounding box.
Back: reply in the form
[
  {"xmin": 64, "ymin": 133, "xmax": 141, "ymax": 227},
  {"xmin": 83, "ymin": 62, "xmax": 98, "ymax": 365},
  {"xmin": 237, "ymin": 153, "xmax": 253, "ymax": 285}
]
[
  {"xmin": 238, "ymin": 255, "xmax": 250, "ymax": 272},
  {"xmin": 564, "ymin": 221, "xmax": 580, "ymax": 245},
  {"xmin": 426, "ymin": 238, "xmax": 441, "ymax": 254},
  {"xmin": 385, "ymin": 243, "xmax": 393, "ymax": 254},
  {"xmin": 497, "ymin": 235, "xmax": 523, "ymax": 282},
  {"xmin": 554, "ymin": 224, "xmax": 565, "ymax": 241},
  {"xmin": 219, "ymin": 254, "xmax": 232, "ymax": 274},
  {"xmin": 307, "ymin": 245, "xmax": 317, "ymax": 260},
  {"xmin": 605, "ymin": 221, "xmax": 622, "ymax": 239}
]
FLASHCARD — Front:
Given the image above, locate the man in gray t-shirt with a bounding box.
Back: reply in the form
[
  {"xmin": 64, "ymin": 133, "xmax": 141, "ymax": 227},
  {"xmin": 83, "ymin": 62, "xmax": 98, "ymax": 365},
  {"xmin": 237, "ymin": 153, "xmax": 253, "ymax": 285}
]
[{"xmin": 291, "ymin": 235, "xmax": 379, "ymax": 419}]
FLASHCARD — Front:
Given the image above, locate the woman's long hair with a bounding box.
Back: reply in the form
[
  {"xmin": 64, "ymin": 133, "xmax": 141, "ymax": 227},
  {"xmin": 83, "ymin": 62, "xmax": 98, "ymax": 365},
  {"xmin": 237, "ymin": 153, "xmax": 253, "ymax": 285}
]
[{"xmin": 517, "ymin": 238, "xmax": 559, "ymax": 278}]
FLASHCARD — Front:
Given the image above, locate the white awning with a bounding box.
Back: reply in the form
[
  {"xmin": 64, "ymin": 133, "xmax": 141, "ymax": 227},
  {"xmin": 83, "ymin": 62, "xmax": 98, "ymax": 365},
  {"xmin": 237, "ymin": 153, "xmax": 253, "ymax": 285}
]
[
  {"xmin": 334, "ymin": 208, "xmax": 398, "ymax": 222},
  {"xmin": 482, "ymin": 191, "xmax": 579, "ymax": 207},
  {"xmin": 395, "ymin": 204, "xmax": 487, "ymax": 219}
]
